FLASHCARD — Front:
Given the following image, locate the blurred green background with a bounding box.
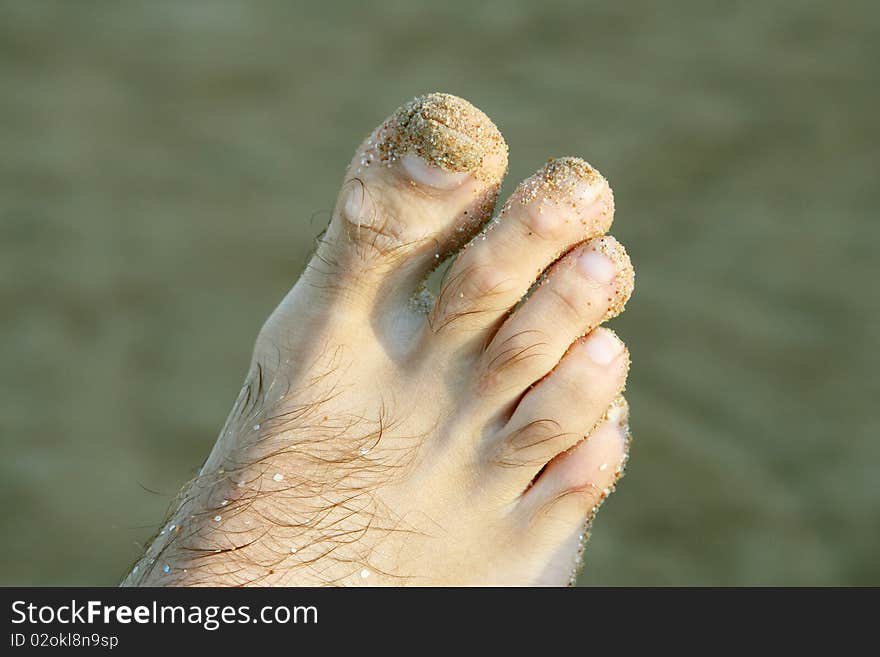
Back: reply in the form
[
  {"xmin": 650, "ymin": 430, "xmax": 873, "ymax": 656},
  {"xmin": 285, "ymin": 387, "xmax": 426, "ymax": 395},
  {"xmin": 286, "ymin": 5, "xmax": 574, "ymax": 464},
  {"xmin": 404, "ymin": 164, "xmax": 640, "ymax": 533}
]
[{"xmin": 1, "ymin": 0, "xmax": 876, "ymax": 586}]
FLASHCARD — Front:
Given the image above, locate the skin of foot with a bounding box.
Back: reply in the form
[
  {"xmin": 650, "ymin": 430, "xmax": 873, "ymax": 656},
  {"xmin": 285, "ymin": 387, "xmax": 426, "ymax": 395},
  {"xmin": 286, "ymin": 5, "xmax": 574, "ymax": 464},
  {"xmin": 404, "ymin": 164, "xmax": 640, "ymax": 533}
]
[{"xmin": 124, "ymin": 93, "xmax": 635, "ymax": 587}]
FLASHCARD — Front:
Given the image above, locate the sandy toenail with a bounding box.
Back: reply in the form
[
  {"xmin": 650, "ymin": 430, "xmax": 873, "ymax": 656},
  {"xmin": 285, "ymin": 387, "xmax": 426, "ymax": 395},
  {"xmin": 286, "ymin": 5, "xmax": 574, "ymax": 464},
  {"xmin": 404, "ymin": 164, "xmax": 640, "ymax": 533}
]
[
  {"xmin": 517, "ymin": 157, "xmax": 608, "ymax": 207},
  {"xmin": 378, "ymin": 92, "xmax": 507, "ymax": 184},
  {"xmin": 502, "ymin": 157, "xmax": 614, "ymax": 240},
  {"xmin": 605, "ymin": 395, "xmax": 631, "ymax": 451},
  {"xmin": 580, "ymin": 236, "xmax": 635, "ymax": 319},
  {"xmin": 577, "ymin": 250, "xmax": 616, "ymax": 284},
  {"xmin": 583, "ymin": 329, "xmax": 624, "ymax": 365},
  {"xmin": 400, "ymin": 152, "xmax": 471, "ymax": 189},
  {"xmin": 606, "ymin": 395, "xmax": 630, "ymax": 429}
]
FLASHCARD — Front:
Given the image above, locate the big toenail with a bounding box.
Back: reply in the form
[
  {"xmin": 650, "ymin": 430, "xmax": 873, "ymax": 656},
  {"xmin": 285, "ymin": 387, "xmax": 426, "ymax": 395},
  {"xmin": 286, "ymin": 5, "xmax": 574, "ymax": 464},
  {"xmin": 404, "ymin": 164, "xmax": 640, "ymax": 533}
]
[
  {"xmin": 401, "ymin": 153, "xmax": 471, "ymax": 189},
  {"xmin": 377, "ymin": 93, "xmax": 507, "ymax": 186},
  {"xmin": 583, "ymin": 330, "xmax": 623, "ymax": 365},
  {"xmin": 577, "ymin": 250, "xmax": 615, "ymax": 284}
]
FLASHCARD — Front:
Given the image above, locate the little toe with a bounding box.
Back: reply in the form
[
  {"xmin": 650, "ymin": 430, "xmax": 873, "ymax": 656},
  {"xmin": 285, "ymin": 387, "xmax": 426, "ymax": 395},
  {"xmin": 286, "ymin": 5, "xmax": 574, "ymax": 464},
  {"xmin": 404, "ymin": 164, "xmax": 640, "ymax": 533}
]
[
  {"xmin": 522, "ymin": 395, "xmax": 630, "ymax": 518},
  {"xmin": 487, "ymin": 328, "xmax": 629, "ymax": 491},
  {"xmin": 515, "ymin": 396, "xmax": 630, "ymax": 585}
]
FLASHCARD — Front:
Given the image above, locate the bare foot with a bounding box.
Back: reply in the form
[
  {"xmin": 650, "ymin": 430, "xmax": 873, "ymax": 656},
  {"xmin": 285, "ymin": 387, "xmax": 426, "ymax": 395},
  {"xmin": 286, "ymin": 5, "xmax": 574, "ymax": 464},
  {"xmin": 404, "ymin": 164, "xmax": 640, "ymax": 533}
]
[{"xmin": 125, "ymin": 93, "xmax": 634, "ymax": 586}]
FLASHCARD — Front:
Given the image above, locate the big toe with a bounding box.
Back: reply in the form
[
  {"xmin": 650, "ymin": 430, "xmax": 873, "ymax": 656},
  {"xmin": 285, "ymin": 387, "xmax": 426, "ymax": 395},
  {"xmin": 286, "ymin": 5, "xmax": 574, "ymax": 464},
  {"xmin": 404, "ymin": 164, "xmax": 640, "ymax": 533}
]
[{"xmin": 308, "ymin": 92, "xmax": 509, "ymax": 314}]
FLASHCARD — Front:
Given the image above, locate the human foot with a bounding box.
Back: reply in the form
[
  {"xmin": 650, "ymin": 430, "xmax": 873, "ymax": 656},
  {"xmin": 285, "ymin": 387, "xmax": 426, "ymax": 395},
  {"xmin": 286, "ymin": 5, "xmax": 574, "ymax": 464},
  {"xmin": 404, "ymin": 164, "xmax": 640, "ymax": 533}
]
[{"xmin": 125, "ymin": 93, "xmax": 635, "ymax": 587}]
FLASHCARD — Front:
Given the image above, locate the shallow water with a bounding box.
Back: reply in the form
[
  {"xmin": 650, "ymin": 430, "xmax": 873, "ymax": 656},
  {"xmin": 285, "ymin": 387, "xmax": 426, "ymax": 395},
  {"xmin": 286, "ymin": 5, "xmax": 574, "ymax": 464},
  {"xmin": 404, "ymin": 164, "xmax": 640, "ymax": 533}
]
[{"xmin": 1, "ymin": 0, "xmax": 877, "ymax": 585}]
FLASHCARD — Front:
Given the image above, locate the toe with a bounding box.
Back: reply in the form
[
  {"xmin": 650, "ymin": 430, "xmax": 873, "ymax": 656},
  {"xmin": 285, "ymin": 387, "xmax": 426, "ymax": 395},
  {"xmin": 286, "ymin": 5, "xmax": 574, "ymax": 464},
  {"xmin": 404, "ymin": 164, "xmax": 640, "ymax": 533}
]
[
  {"xmin": 487, "ymin": 328, "xmax": 629, "ymax": 490},
  {"xmin": 427, "ymin": 157, "xmax": 613, "ymax": 344},
  {"xmin": 514, "ymin": 396, "xmax": 630, "ymax": 584},
  {"xmin": 522, "ymin": 395, "xmax": 630, "ymax": 517},
  {"xmin": 307, "ymin": 92, "xmax": 508, "ymax": 312},
  {"xmin": 478, "ymin": 235, "xmax": 633, "ymax": 407}
]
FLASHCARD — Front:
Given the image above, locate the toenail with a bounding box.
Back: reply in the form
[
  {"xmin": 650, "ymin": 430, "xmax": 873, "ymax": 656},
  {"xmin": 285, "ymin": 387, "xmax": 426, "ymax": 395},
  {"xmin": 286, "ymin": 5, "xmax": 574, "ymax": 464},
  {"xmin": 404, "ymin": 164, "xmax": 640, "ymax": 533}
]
[
  {"xmin": 577, "ymin": 250, "xmax": 615, "ymax": 284},
  {"xmin": 401, "ymin": 153, "xmax": 471, "ymax": 189},
  {"xmin": 583, "ymin": 330, "xmax": 623, "ymax": 365},
  {"xmin": 607, "ymin": 405, "xmax": 627, "ymax": 427},
  {"xmin": 378, "ymin": 93, "xmax": 507, "ymax": 186},
  {"xmin": 582, "ymin": 236, "xmax": 634, "ymax": 319},
  {"xmin": 517, "ymin": 157, "xmax": 607, "ymax": 208},
  {"xmin": 607, "ymin": 396, "xmax": 631, "ymax": 447}
]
